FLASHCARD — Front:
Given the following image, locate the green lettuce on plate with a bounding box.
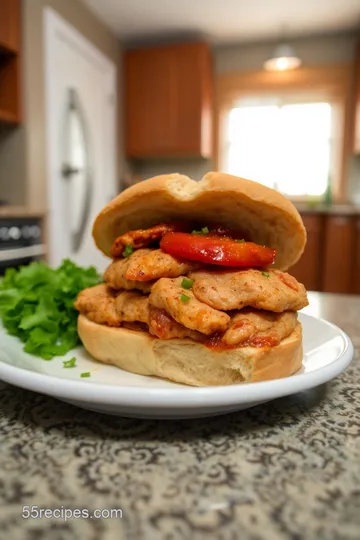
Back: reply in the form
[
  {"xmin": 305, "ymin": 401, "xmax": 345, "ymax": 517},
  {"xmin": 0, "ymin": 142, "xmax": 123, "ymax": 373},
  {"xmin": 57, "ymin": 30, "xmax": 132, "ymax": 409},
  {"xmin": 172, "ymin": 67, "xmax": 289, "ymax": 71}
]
[{"xmin": 0, "ymin": 259, "xmax": 101, "ymax": 360}]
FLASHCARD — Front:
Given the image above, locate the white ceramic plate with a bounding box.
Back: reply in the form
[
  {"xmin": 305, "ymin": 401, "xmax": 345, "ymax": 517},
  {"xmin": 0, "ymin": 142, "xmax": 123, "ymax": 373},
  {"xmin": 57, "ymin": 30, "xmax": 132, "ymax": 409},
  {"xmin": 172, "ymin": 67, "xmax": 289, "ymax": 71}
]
[{"xmin": 0, "ymin": 313, "xmax": 353, "ymax": 419}]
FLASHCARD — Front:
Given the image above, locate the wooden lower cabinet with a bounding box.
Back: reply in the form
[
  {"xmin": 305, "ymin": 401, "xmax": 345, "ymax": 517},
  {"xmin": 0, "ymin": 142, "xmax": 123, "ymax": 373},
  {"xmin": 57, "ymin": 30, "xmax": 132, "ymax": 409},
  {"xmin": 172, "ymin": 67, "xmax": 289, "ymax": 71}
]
[
  {"xmin": 322, "ymin": 215, "xmax": 355, "ymax": 294},
  {"xmin": 352, "ymin": 217, "xmax": 360, "ymax": 294},
  {"xmin": 290, "ymin": 214, "xmax": 324, "ymax": 291},
  {"xmin": 290, "ymin": 212, "xmax": 359, "ymax": 294}
]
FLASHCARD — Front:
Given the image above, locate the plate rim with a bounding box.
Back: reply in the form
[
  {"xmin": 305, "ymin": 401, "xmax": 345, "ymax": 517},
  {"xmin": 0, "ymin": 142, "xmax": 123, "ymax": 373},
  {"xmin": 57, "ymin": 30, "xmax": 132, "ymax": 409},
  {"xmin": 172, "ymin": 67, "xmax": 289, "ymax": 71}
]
[{"xmin": 0, "ymin": 313, "xmax": 354, "ymax": 409}]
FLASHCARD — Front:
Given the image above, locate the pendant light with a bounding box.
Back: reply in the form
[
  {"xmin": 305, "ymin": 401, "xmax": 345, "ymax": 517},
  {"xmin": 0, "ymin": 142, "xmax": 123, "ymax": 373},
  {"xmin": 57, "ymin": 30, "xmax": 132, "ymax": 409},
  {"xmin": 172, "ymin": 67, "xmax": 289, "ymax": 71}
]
[{"xmin": 264, "ymin": 42, "xmax": 302, "ymax": 71}]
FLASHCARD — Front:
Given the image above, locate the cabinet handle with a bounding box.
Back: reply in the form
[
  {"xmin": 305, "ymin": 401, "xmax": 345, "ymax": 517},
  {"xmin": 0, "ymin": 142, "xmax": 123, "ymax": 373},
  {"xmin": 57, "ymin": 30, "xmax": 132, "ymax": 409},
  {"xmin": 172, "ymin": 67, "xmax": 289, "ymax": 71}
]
[{"xmin": 62, "ymin": 164, "xmax": 80, "ymax": 178}]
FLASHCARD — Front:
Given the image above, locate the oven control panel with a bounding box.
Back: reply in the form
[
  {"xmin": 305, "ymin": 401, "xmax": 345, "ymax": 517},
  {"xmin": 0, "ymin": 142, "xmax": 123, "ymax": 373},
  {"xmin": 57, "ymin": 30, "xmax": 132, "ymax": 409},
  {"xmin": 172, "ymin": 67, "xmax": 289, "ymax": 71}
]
[{"xmin": 0, "ymin": 218, "xmax": 43, "ymax": 248}]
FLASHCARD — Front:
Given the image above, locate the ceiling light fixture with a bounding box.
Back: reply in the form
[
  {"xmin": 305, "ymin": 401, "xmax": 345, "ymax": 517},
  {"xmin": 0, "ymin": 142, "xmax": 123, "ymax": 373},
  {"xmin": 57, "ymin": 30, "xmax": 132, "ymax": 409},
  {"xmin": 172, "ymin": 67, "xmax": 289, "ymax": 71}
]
[{"xmin": 264, "ymin": 43, "xmax": 302, "ymax": 72}]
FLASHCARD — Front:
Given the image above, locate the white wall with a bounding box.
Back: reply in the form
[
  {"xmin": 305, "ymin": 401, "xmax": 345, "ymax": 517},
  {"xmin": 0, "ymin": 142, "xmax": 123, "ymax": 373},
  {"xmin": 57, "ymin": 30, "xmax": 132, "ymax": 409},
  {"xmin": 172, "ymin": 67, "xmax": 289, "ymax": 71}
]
[{"xmin": 215, "ymin": 33, "xmax": 357, "ymax": 73}]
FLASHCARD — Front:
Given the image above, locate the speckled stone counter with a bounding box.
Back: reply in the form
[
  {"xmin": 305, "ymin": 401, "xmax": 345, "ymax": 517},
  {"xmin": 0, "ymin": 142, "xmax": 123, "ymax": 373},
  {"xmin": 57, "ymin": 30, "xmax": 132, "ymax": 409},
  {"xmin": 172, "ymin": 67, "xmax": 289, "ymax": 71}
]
[{"xmin": 0, "ymin": 293, "xmax": 359, "ymax": 540}]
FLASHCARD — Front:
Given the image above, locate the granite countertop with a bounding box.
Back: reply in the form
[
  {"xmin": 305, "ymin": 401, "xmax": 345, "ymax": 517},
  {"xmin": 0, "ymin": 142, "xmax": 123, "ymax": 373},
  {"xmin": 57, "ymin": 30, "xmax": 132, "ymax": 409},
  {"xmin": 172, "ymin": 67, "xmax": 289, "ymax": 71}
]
[
  {"xmin": 1, "ymin": 203, "xmax": 360, "ymax": 219},
  {"xmin": 0, "ymin": 292, "xmax": 359, "ymax": 540},
  {"xmin": 294, "ymin": 202, "xmax": 360, "ymax": 215}
]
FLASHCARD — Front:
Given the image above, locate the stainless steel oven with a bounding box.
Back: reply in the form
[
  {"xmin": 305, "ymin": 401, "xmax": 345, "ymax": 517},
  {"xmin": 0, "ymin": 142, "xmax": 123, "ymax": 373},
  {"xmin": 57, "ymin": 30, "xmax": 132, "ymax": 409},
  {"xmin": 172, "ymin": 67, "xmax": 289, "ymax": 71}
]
[{"xmin": 0, "ymin": 217, "xmax": 46, "ymax": 276}]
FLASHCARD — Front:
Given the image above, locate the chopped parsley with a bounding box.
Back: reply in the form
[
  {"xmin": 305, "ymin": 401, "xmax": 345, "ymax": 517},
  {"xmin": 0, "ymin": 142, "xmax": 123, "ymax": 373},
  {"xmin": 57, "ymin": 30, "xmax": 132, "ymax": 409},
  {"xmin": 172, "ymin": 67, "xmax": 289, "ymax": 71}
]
[
  {"xmin": 181, "ymin": 277, "xmax": 194, "ymax": 290},
  {"xmin": 180, "ymin": 293, "xmax": 191, "ymax": 303},
  {"xmin": 262, "ymin": 272, "xmax": 270, "ymax": 278},
  {"xmin": 122, "ymin": 245, "xmax": 134, "ymax": 258},
  {"xmin": 63, "ymin": 357, "xmax": 77, "ymax": 368},
  {"xmin": 191, "ymin": 226, "xmax": 209, "ymax": 235},
  {"xmin": 80, "ymin": 372, "xmax": 91, "ymax": 378},
  {"xmin": 235, "ymin": 239, "xmax": 245, "ymax": 243}
]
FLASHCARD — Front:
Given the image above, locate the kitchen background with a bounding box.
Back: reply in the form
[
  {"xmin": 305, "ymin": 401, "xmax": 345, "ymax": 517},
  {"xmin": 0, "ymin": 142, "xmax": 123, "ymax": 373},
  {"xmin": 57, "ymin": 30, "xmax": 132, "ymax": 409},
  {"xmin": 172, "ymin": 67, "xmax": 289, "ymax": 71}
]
[{"xmin": 0, "ymin": 0, "xmax": 360, "ymax": 293}]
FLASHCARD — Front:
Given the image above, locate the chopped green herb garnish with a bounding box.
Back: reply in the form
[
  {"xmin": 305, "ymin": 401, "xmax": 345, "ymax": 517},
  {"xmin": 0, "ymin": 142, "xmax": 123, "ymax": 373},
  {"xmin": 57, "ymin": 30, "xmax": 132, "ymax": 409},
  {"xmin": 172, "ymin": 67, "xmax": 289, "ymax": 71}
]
[
  {"xmin": 80, "ymin": 372, "xmax": 91, "ymax": 378},
  {"xmin": 235, "ymin": 239, "xmax": 245, "ymax": 243},
  {"xmin": 192, "ymin": 226, "xmax": 209, "ymax": 235},
  {"xmin": 63, "ymin": 357, "xmax": 76, "ymax": 368},
  {"xmin": 122, "ymin": 245, "xmax": 134, "ymax": 258},
  {"xmin": 180, "ymin": 293, "xmax": 191, "ymax": 303},
  {"xmin": 262, "ymin": 272, "xmax": 270, "ymax": 277},
  {"xmin": 181, "ymin": 277, "xmax": 194, "ymax": 290}
]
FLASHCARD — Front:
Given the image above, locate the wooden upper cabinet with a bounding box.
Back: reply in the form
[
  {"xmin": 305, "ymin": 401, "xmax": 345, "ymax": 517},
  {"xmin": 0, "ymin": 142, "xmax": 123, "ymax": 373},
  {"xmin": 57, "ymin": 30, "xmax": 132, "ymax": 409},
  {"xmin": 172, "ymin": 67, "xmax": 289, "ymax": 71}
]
[
  {"xmin": 125, "ymin": 42, "xmax": 213, "ymax": 158},
  {"xmin": 0, "ymin": 0, "xmax": 21, "ymax": 123},
  {"xmin": 0, "ymin": 0, "xmax": 20, "ymax": 53},
  {"xmin": 289, "ymin": 214, "xmax": 324, "ymax": 291},
  {"xmin": 353, "ymin": 40, "xmax": 360, "ymax": 154},
  {"xmin": 322, "ymin": 215, "xmax": 355, "ymax": 293}
]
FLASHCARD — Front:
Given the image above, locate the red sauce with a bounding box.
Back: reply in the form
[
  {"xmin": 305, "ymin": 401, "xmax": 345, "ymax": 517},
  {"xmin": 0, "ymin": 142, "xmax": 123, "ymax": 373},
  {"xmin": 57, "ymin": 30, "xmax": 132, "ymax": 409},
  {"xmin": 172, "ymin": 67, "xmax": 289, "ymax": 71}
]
[
  {"xmin": 122, "ymin": 322, "xmax": 148, "ymax": 333},
  {"xmin": 111, "ymin": 221, "xmax": 189, "ymax": 257},
  {"xmin": 148, "ymin": 307, "xmax": 171, "ymax": 339},
  {"xmin": 245, "ymin": 334, "xmax": 280, "ymax": 347},
  {"xmin": 205, "ymin": 332, "xmax": 225, "ymax": 349},
  {"xmin": 205, "ymin": 331, "xmax": 280, "ymax": 350},
  {"xmin": 277, "ymin": 271, "xmax": 299, "ymax": 291}
]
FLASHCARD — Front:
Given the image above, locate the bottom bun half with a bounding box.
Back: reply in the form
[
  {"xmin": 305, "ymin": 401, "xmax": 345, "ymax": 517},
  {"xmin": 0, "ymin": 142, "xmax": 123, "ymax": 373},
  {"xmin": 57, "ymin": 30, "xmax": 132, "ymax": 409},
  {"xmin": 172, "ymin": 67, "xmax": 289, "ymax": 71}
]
[{"xmin": 78, "ymin": 315, "xmax": 303, "ymax": 387}]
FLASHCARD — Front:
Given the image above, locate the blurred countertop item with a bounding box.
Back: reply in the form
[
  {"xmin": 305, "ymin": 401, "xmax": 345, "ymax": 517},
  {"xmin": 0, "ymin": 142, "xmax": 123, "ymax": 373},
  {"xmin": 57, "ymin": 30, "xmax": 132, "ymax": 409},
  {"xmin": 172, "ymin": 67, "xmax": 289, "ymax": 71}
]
[{"xmin": 0, "ymin": 206, "xmax": 46, "ymax": 219}]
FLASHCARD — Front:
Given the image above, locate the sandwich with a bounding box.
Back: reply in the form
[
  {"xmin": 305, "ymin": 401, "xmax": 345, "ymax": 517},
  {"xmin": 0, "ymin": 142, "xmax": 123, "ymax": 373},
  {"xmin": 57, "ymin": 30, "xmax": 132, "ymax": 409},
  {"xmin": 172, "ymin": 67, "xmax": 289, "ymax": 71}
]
[{"xmin": 74, "ymin": 172, "xmax": 308, "ymax": 386}]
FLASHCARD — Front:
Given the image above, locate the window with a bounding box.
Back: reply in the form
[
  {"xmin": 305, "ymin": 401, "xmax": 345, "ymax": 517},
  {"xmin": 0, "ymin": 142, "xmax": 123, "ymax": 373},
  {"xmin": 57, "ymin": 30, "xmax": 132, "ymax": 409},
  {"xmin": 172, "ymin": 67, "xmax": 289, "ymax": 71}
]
[
  {"xmin": 222, "ymin": 99, "xmax": 337, "ymax": 198},
  {"xmin": 216, "ymin": 66, "xmax": 352, "ymax": 200}
]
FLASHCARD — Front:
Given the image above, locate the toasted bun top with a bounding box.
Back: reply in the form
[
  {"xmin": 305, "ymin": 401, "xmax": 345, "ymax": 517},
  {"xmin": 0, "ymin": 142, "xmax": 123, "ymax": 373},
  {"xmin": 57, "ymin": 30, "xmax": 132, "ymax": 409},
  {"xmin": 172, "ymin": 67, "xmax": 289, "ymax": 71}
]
[{"xmin": 93, "ymin": 172, "xmax": 306, "ymax": 270}]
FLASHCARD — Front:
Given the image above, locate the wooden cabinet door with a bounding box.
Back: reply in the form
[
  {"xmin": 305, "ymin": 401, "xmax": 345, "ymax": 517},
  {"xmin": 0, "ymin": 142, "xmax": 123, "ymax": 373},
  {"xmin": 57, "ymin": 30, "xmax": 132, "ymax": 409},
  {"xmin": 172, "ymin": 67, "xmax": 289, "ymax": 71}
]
[
  {"xmin": 322, "ymin": 215, "xmax": 355, "ymax": 293},
  {"xmin": 172, "ymin": 42, "xmax": 212, "ymax": 157},
  {"xmin": 125, "ymin": 42, "xmax": 212, "ymax": 158},
  {"xmin": 353, "ymin": 41, "xmax": 360, "ymax": 154},
  {"xmin": 0, "ymin": 0, "xmax": 20, "ymax": 53},
  {"xmin": 352, "ymin": 217, "xmax": 360, "ymax": 294},
  {"xmin": 290, "ymin": 214, "xmax": 323, "ymax": 291},
  {"xmin": 125, "ymin": 46, "xmax": 176, "ymax": 157}
]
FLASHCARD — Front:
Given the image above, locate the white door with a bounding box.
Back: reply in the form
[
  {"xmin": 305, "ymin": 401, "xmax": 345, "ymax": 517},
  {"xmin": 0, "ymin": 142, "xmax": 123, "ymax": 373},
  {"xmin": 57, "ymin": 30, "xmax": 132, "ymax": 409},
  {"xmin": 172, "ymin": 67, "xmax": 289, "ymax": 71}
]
[{"xmin": 44, "ymin": 8, "xmax": 117, "ymax": 272}]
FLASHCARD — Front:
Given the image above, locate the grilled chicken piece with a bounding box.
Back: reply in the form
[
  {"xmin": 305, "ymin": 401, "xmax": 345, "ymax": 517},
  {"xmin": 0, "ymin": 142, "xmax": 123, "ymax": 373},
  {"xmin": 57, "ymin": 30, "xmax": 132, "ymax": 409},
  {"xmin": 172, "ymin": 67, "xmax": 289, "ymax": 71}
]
[
  {"xmin": 104, "ymin": 249, "xmax": 154, "ymax": 292},
  {"xmin": 115, "ymin": 291, "xmax": 150, "ymax": 324},
  {"xmin": 189, "ymin": 268, "xmax": 308, "ymax": 312},
  {"xmin": 111, "ymin": 222, "xmax": 187, "ymax": 258},
  {"xmin": 149, "ymin": 277, "xmax": 230, "ymax": 335},
  {"xmin": 222, "ymin": 309, "xmax": 297, "ymax": 347},
  {"xmin": 75, "ymin": 285, "xmax": 200, "ymax": 341},
  {"xmin": 148, "ymin": 307, "xmax": 204, "ymax": 341},
  {"xmin": 74, "ymin": 284, "xmax": 121, "ymax": 327},
  {"xmin": 125, "ymin": 249, "xmax": 198, "ymax": 282}
]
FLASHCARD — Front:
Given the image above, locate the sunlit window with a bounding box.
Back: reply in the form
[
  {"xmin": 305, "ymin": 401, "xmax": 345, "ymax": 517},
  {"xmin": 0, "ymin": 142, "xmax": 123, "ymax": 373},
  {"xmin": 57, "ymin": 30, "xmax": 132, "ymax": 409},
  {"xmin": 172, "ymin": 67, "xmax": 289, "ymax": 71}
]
[{"xmin": 223, "ymin": 101, "xmax": 334, "ymax": 197}]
